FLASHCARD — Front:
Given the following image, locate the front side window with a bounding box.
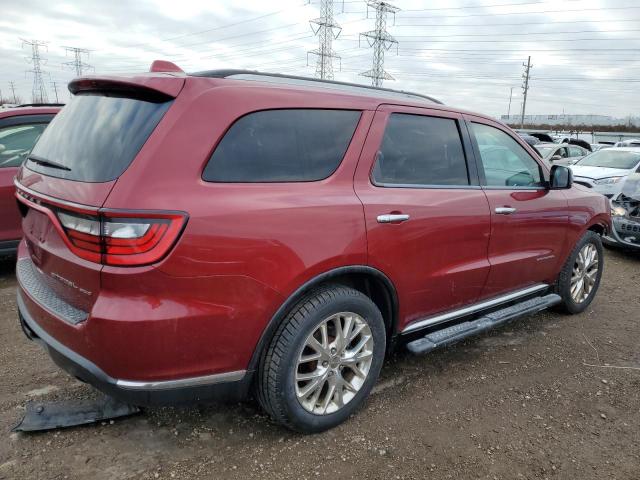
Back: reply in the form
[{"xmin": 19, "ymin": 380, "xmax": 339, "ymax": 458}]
[
  {"xmin": 471, "ymin": 122, "xmax": 544, "ymax": 188},
  {"xmin": 0, "ymin": 123, "xmax": 48, "ymax": 168},
  {"xmin": 372, "ymin": 113, "xmax": 469, "ymax": 186},
  {"xmin": 203, "ymin": 109, "xmax": 361, "ymax": 182}
]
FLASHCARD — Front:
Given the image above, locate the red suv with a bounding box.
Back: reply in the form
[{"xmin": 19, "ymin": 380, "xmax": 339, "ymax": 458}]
[
  {"xmin": 0, "ymin": 105, "xmax": 60, "ymax": 255},
  {"xmin": 15, "ymin": 64, "xmax": 610, "ymax": 432}
]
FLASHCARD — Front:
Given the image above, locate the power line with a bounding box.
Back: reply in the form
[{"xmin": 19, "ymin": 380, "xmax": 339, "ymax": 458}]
[
  {"xmin": 395, "ymin": 5, "xmax": 640, "ymax": 20},
  {"xmin": 360, "ymin": 1, "xmax": 399, "ymax": 87},
  {"xmin": 308, "ymin": 0, "xmax": 342, "ymax": 80},
  {"xmin": 22, "ymin": 39, "xmax": 48, "ymax": 104}
]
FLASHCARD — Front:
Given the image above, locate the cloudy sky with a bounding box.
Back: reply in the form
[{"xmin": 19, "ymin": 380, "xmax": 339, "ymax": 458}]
[{"xmin": 1, "ymin": 0, "xmax": 638, "ymax": 118}]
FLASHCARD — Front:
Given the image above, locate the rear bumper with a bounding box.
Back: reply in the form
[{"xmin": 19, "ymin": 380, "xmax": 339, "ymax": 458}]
[{"xmin": 17, "ymin": 292, "xmax": 252, "ymax": 406}]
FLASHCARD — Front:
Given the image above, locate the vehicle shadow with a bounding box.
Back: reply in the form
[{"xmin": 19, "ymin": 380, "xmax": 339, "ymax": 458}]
[{"xmin": 0, "ymin": 255, "xmax": 16, "ymax": 279}]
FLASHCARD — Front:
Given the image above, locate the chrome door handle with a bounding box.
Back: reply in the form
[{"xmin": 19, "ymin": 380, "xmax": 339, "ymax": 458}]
[
  {"xmin": 495, "ymin": 207, "xmax": 517, "ymax": 215},
  {"xmin": 377, "ymin": 214, "xmax": 410, "ymax": 224}
]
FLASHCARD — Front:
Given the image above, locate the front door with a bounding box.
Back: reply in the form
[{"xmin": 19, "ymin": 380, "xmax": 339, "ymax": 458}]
[
  {"xmin": 354, "ymin": 106, "xmax": 492, "ymax": 331},
  {"xmin": 465, "ymin": 117, "xmax": 569, "ymax": 299}
]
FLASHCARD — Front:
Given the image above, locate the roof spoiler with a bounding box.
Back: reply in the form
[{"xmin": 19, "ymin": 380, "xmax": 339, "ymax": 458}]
[{"xmin": 68, "ymin": 74, "xmax": 184, "ymax": 102}]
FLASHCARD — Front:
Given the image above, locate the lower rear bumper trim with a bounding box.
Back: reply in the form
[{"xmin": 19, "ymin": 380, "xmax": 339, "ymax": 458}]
[{"xmin": 17, "ymin": 292, "xmax": 250, "ymax": 405}]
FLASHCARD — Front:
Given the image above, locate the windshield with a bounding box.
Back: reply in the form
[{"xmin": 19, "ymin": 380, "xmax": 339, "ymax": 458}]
[
  {"xmin": 26, "ymin": 93, "xmax": 172, "ymax": 182},
  {"xmin": 575, "ymin": 150, "xmax": 640, "ymax": 170}
]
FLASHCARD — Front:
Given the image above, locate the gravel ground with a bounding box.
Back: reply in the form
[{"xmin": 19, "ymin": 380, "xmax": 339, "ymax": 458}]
[{"xmin": 0, "ymin": 248, "xmax": 639, "ymax": 480}]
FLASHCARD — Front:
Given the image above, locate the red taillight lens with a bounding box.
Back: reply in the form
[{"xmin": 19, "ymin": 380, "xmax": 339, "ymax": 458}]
[{"xmin": 56, "ymin": 210, "xmax": 186, "ymax": 266}]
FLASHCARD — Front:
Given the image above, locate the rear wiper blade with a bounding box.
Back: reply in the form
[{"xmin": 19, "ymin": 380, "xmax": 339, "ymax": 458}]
[{"xmin": 27, "ymin": 154, "xmax": 71, "ymax": 171}]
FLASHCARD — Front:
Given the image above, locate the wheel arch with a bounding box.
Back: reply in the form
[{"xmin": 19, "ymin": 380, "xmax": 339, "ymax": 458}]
[{"xmin": 246, "ymin": 265, "xmax": 399, "ymax": 375}]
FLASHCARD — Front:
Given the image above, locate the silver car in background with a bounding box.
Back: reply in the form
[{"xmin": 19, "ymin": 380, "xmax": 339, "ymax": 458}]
[{"xmin": 534, "ymin": 142, "xmax": 589, "ymax": 165}]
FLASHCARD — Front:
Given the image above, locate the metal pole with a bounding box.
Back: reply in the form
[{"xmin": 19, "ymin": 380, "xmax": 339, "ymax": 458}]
[
  {"xmin": 520, "ymin": 56, "xmax": 532, "ymax": 129},
  {"xmin": 507, "ymin": 86, "xmax": 514, "ymax": 118}
]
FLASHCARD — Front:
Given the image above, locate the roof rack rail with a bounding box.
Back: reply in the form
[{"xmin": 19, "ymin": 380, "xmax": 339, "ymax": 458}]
[
  {"xmin": 190, "ymin": 69, "xmax": 443, "ymax": 105},
  {"xmin": 17, "ymin": 103, "xmax": 65, "ymax": 108}
]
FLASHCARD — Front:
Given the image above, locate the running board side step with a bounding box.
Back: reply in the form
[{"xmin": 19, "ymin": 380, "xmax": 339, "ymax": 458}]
[{"xmin": 406, "ymin": 294, "xmax": 561, "ymax": 355}]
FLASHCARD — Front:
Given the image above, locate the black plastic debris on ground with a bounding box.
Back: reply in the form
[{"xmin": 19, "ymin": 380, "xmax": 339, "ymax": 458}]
[{"xmin": 12, "ymin": 395, "xmax": 141, "ymax": 432}]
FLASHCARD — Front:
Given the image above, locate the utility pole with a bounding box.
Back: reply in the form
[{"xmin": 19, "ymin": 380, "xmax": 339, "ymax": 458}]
[
  {"xmin": 520, "ymin": 56, "xmax": 532, "ymax": 129},
  {"xmin": 507, "ymin": 86, "xmax": 514, "ymax": 118},
  {"xmin": 360, "ymin": 1, "xmax": 399, "ymax": 88},
  {"xmin": 9, "ymin": 81, "xmax": 18, "ymax": 103},
  {"xmin": 63, "ymin": 46, "xmax": 92, "ymax": 77},
  {"xmin": 22, "ymin": 39, "xmax": 49, "ymax": 104},
  {"xmin": 308, "ymin": 0, "xmax": 341, "ymax": 80},
  {"xmin": 51, "ymin": 81, "xmax": 60, "ymax": 103}
]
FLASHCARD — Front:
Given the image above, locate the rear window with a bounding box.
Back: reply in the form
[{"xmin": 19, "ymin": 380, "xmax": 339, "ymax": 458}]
[
  {"xmin": 26, "ymin": 94, "xmax": 171, "ymax": 182},
  {"xmin": 203, "ymin": 109, "xmax": 361, "ymax": 182}
]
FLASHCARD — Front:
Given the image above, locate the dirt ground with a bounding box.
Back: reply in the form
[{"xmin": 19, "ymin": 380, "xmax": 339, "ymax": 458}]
[{"xmin": 0, "ymin": 249, "xmax": 638, "ymax": 480}]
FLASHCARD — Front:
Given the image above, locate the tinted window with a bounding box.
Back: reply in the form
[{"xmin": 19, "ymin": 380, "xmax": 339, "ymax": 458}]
[
  {"xmin": 203, "ymin": 109, "xmax": 360, "ymax": 182},
  {"xmin": 372, "ymin": 114, "xmax": 469, "ymax": 186},
  {"xmin": 27, "ymin": 94, "xmax": 172, "ymax": 182},
  {"xmin": 0, "ymin": 123, "xmax": 47, "ymax": 168},
  {"xmin": 471, "ymin": 123, "xmax": 543, "ymax": 188}
]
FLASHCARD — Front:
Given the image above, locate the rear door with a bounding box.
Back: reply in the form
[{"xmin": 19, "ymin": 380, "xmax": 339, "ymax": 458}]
[
  {"xmin": 354, "ymin": 105, "xmax": 491, "ymax": 331},
  {"xmin": 0, "ymin": 114, "xmax": 53, "ymax": 245},
  {"xmin": 465, "ymin": 116, "xmax": 569, "ymax": 299}
]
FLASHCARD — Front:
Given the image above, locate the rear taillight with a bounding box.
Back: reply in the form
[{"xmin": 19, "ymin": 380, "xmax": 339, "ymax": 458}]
[{"xmin": 57, "ymin": 210, "xmax": 186, "ymax": 266}]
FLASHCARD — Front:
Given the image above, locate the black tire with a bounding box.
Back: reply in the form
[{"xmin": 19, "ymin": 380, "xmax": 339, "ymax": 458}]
[
  {"xmin": 554, "ymin": 230, "xmax": 604, "ymax": 314},
  {"xmin": 256, "ymin": 285, "xmax": 386, "ymax": 433}
]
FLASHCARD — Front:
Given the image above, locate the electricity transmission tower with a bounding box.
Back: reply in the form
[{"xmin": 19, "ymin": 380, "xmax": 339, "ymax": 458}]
[
  {"xmin": 9, "ymin": 81, "xmax": 18, "ymax": 103},
  {"xmin": 64, "ymin": 46, "xmax": 93, "ymax": 77},
  {"xmin": 520, "ymin": 56, "xmax": 533, "ymax": 128},
  {"xmin": 360, "ymin": 1, "xmax": 399, "ymax": 87},
  {"xmin": 51, "ymin": 81, "xmax": 60, "ymax": 103},
  {"xmin": 308, "ymin": 0, "xmax": 342, "ymax": 80},
  {"xmin": 22, "ymin": 39, "xmax": 49, "ymax": 104}
]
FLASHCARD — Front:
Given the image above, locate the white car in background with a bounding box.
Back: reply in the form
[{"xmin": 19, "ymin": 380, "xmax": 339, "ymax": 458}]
[{"xmin": 570, "ymin": 148, "xmax": 640, "ymax": 198}]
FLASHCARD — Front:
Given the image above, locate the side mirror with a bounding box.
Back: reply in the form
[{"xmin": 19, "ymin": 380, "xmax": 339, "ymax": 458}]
[
  {"xmin": 550, "ymin": 154, "xmax": 562, "ymax": 162},
  {"xmin": 549, "ymin": 165, "xmax": 572, "ymax": 190}
]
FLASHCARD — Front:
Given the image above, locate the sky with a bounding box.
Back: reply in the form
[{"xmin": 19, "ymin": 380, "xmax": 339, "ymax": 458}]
[{"xmin": 0, "ymin": 0, "xmax": 638, "ymax": 119}]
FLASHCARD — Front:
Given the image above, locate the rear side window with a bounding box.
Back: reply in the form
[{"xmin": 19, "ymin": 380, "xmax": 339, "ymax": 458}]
[
  {"xmin": 372, "ymin": 113, "xmax": 469, "ymax": 186},
  {"xmin": 27, "ymin": 94, "xmax": 172, "ymax": 182},
  {"xmin": 203, "ymin": 109, "xmax": 360, "ymax": 182},
  {"xmin": 0, "ymin": 123, "xmax": 48, "ymax": 168}
]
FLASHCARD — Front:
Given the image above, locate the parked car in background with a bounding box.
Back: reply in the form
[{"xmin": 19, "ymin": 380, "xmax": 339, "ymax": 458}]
[
  {"xmin": 517, "ymin": 132, "xmax": 541, "ymax": 148},
  {"xmin": 605, "ymin": 170, "xmax": 640, "ymax": 250},
  {"xmin": 570, "ymin": 148, "xmax": 640, "ymax": 198},
  {"xmin": 614, "ymin": 139, "xmax": 640, "ymax": 148},
  {"xmin": 0, "ymin": 105, "xmax": 60, "ymax": 255},
  {"xmin": 590, "ymin": 144, "xmax": 612, "ymax": 152},
  {"xmin": 534, "ymin": 142, "xmax": 589, "ymax": 165},
  {"xmin": 14, "ymin": 64, "xmax": 609, "ymax": 433}
]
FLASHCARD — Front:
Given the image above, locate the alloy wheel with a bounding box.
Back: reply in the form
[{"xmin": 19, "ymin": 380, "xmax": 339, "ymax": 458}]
[
  {"xmin": 295, "ymin": 312, "xmax": 374, "ymax": 415},
  {"xmin": 570, "ymin": 243, "xmax": 599, "ymax": 303}
]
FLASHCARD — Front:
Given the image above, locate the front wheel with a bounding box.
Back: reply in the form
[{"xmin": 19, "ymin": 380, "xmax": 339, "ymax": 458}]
[
  {"xmin": 256, "ymin": 285, "xmax": 386, "ymax": 433},
  {"xmin": 554, "ymin": 230, "xmax": 604, "ymax": 314}
]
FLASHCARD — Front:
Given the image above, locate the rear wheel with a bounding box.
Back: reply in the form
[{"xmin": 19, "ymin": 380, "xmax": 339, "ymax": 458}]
[
  {"xmin": 554, "ymin": 231, "xmax": 603, "ymax": 314},
  {"xmin": 257, "ymin": 285, "xmax": 386, "ymax": 433}
]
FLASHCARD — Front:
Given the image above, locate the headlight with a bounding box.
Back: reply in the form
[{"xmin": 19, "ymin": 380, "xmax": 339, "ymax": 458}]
[
  {"xmin": 611, "ymin": 206, "xmax": 627, "ymax": 217},
  {"xmin": 594, "ymin": 177, "xmax": 623, "ymax": 185}
]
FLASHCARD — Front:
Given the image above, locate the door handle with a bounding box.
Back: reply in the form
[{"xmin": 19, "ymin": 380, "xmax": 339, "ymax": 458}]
[
  {"xmin": 377, "ymin": 214, "xmax": 410, "ymax": 224},
  {"xmin": 495, "ymin": 207, "xmax": 517, "ymax": 215}
]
